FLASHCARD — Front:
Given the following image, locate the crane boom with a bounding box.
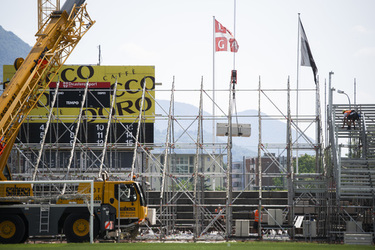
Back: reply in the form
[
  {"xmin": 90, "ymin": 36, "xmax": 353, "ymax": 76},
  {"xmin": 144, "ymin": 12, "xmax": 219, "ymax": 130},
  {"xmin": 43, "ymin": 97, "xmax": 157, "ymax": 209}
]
[
  {"xmin": 0, "ymin": 4, "xmax": 151, "ymax": 243},
  {"xmin": 0, "ymin": 0, "xmax": 94, "ymax": 180}
]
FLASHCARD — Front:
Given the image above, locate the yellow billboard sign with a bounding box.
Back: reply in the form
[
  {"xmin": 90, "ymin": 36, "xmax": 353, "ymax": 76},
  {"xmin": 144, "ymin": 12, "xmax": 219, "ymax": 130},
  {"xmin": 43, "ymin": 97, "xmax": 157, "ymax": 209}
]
[
  {"xmin": 3, "ymin": 65, "xmax": 155, "ymax": 144},
  {"xmin": 3, "ymin": 65, "xmax": 155, "ymax": 123}
]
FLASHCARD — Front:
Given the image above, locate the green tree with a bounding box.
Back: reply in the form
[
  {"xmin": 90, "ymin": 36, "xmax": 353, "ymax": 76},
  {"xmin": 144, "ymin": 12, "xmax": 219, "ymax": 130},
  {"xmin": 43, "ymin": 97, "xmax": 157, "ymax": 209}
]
[
  {"xmin": 172, "ymin": 179, "xmax": 194, "ymax": 191},
  {"xmin": 215, "ymin": 186, "xmax": 226, "ymax": 191},
  {"xmin": 294, "ymin": 153, "xmax": 315, "ymax": 173},
  {"xmin": 272, "ymin": 177, "xmax": 284, "ymax": 190}
]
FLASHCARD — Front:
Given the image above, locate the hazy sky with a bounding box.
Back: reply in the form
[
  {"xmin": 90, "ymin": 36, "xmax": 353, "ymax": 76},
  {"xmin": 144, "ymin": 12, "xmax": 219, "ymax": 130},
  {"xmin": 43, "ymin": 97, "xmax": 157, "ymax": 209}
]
[{"xmin": 1, "ymin": 0, "xmax": 375, "ymax": 119}]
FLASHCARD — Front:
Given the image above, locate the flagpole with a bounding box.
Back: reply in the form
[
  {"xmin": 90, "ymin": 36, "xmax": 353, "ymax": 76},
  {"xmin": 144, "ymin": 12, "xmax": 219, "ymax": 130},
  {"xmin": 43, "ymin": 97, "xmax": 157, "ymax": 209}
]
[
  {"xmin": 233, "ymin": 0, "xmax": 236, "ymax": 70},
  {"xmin": 213, "ymin": 16, "xmax": 216, "ymax": 142},
  {"xmin": 212, "ymin": 16, "xmax": 216, "ymax": 189},
  {"xmin": 213, "ymin": 15, "xmax": 216, "ymax": 134},
  {"xmin": 295, "ymin": 13, "xmax": 301, "ymax": 173}
]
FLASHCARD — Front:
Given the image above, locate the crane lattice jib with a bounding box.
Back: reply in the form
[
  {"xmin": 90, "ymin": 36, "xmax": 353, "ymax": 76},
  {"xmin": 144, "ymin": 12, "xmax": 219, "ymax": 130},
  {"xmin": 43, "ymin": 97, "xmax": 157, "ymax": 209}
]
[{"xmin": 0, "ymin": 3, "xmax": 95, "ymax": 180}]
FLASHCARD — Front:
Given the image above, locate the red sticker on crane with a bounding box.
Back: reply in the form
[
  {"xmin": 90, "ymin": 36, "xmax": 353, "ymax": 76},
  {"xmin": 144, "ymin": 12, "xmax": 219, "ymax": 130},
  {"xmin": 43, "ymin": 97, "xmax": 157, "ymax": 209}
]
[{"xmin": 104, "ymin": 221, "xmax": 114, "ymax": 230}]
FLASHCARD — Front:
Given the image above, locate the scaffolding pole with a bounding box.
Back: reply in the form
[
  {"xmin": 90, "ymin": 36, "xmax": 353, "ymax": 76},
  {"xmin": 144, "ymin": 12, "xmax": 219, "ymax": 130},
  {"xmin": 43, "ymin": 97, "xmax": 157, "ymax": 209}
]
[
  {"xmin": 287, "ymin": 76, "xmax": 294, "ymax": 239},
  {"xmin": 257, "ymin": 76, "xmax": 262, "ymax": 239}
]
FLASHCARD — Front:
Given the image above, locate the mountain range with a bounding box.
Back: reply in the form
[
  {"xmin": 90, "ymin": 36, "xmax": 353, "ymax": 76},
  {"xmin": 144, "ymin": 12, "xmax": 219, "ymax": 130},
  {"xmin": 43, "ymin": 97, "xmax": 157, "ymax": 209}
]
[
  {"xmin": 0, "ymin": 25, "xmax": 32, "ymax": 81},
  {"xmin": 153, "ymin": 100, "xmax": 293, "ymax": 161}
]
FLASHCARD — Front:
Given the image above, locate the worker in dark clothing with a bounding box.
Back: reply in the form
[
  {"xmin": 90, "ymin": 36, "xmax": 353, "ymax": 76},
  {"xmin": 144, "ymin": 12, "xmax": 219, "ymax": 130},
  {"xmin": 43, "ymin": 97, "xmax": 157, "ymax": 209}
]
[{"xmin": 342, "ymin": 110, "xmax": 360, "ymax": 130}]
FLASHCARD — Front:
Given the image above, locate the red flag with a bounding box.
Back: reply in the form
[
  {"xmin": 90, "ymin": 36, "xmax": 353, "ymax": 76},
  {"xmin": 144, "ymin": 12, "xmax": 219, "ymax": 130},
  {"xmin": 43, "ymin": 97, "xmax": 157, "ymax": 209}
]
[
  {"xmin": 215, "ymin": 19, "xmax": 228, "ymax": 34},
  {"xmin": 215, "ymin": 19, "xmax": 238, "ymax": 53},
  {"xmin": 229, "ymin": 38, "xmax": 239, "ymax": 52}
]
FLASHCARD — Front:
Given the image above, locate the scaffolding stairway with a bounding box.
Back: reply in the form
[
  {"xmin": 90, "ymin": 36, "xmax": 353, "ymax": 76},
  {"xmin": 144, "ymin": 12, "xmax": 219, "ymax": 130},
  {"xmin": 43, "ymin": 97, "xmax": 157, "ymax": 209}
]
[{"xmin": 333, "ymin": 104, "xmax": 375, "ymax": 200}]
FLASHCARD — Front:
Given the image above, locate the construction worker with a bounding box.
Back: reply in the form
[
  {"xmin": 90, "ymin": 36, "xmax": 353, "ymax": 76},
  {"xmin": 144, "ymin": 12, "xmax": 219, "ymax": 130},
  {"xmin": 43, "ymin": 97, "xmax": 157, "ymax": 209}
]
[
  {"xmin": 215, "ymin": 206, "xmax": 224, "ymax": 221},
  {"xmin": 214, "ymin": 206, "xmax": 225, "ymax": 231},
  {"xmin": 253, "ymin": 206, "xmax": 263, "ymax": 233},
  {"xmin": 342, "ymin": 110, "xmax": 360, "ymax": 130}
]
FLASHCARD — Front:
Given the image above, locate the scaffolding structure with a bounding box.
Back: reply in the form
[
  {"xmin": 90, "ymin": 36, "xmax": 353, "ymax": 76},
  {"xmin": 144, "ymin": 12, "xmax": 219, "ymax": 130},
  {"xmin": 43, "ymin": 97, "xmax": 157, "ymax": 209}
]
[
  {"xmin": 326, "ymin": 100, "xmax": 375, "ymax": 241},
  {"xmin": 323, "ymin": 73, "xmax": 375, "ymax": 242},
  {"xmin": 6, "ymin": 67, "xmax": 375, "ymax": 242},
  {"xmin": 1, "ymin": 0, "xmax": 371, "ymax": 244},
  {"xmin": 256, "ymin": 77, "xmax": 326, "ymax": 240}
]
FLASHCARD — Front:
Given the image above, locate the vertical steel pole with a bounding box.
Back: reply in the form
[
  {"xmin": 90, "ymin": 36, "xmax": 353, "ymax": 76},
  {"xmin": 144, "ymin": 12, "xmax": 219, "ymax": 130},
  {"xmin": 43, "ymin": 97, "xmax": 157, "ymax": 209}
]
[
  {"xmin": 287, "ymin": 77, "xmax": 294, "ymax": 239},
  {"xmin": 213, "ymin": 16, "xmax": 216, "ymax": 156},
  {"xmin": 257, "ymin": 76, "xmax": 262, "ymax": 239},
  {"xmin": 90, "ymin": 180, "xmax": 94, "ymax": 244},
  {"xmin": 160, "ymin": 79, "xmax": 175, "ymax": 239},
  {"xmin": 315, "ymin": 80, "xmax": 320, "ymax": 172},
  {"xmin": 296, "ymin": 13, "xmax": 301, "ymax": 174},
  {"xmin": 194, "ymin": 77, "xmax": 204, "ymax": 239},
  {"xmin": 226, "ymin": 73, "xmax": 233, "ymax": 239},
  {"xmin": 117, "ymin": 184, "xmax": 121, "ymax": 243}
]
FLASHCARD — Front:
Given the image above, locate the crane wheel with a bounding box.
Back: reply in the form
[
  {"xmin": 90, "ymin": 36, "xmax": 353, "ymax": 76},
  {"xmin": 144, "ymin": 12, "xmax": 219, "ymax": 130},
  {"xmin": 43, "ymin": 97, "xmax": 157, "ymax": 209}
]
[
  {"xmin": 64, "ymin": 213, "xmax": 98, "ymax": 243},
  {"xmin": 0, "ymin": 215, "xmax": 26, "ymax": 244},
  {"xmin": 129, "ymin": 224, "xmax": 140, "ymax": 239},
  {"xmin": 13, "ymin": 57, "xmax": 24, "ymax": 70}
]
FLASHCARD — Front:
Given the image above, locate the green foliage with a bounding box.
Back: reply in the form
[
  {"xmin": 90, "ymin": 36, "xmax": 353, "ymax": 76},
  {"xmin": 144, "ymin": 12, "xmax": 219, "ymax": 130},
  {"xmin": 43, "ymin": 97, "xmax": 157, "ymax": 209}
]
[
  {"xmin": 271, "ymin": 154, "xmax": 315, "ymax": 189},
  {"xmin": 171, "ymin": 178, "xmax": 223, "ymax": 191},
  {"xmin": 294, "ymin": 153, "xmax": 315, "ymax": 173},
  {"xmin": 172, "ymin": 179, "xmax": 194, "ymax": 191},
  {"xmin": 272, "ymin": 177, "xmax": 284, "ymax": 190}
]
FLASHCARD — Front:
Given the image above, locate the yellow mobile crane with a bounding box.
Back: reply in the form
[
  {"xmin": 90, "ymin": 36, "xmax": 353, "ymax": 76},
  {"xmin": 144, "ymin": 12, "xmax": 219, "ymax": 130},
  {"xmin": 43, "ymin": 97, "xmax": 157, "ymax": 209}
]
[
  {"xmin": 0, "ymin": 0, "xmax": 148, "ymax": 243},
  {"xmin": 0, "ymin": 0, "xmax": 93, "ymax": 180}
]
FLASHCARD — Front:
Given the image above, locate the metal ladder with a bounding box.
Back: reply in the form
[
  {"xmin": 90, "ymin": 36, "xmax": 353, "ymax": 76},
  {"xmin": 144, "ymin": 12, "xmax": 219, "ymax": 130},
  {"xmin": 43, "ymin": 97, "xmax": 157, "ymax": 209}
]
[{"xmin": 40, "ymin": 204, "xmax": 50, "ymax": 233}]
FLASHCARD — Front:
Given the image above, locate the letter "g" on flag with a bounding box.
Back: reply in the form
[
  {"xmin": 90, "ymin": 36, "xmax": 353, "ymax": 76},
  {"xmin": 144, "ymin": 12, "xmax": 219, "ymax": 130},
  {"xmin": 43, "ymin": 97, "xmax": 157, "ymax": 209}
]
[{"xmin": 216, "ymin": 37, "xmax": 228, "ymax": 51}]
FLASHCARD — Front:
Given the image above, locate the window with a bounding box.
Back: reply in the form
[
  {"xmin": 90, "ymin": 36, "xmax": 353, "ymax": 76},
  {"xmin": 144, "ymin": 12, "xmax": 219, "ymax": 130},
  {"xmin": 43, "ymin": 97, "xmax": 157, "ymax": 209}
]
[
  {"xmin": 189, "ymin": 156, "xmax": 194, "ymax": 165},
  {"xmin": 176, "ymin": 156, "xmax": 189, "ymax": 174},
  {"xmin": 134, "ymin": 182, "xmax": 147, "ymax": 206},
  {"xmin": 115, "ymin": 184, "xmax": 137, "ymax": 202}
]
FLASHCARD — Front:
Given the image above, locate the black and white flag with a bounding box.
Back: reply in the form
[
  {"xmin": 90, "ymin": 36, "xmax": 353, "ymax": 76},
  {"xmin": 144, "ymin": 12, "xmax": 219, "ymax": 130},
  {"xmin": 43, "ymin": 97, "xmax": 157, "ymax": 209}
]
[{"xmin": 299, "ymin": 17, "xmax": 318, "ymax": 84}]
